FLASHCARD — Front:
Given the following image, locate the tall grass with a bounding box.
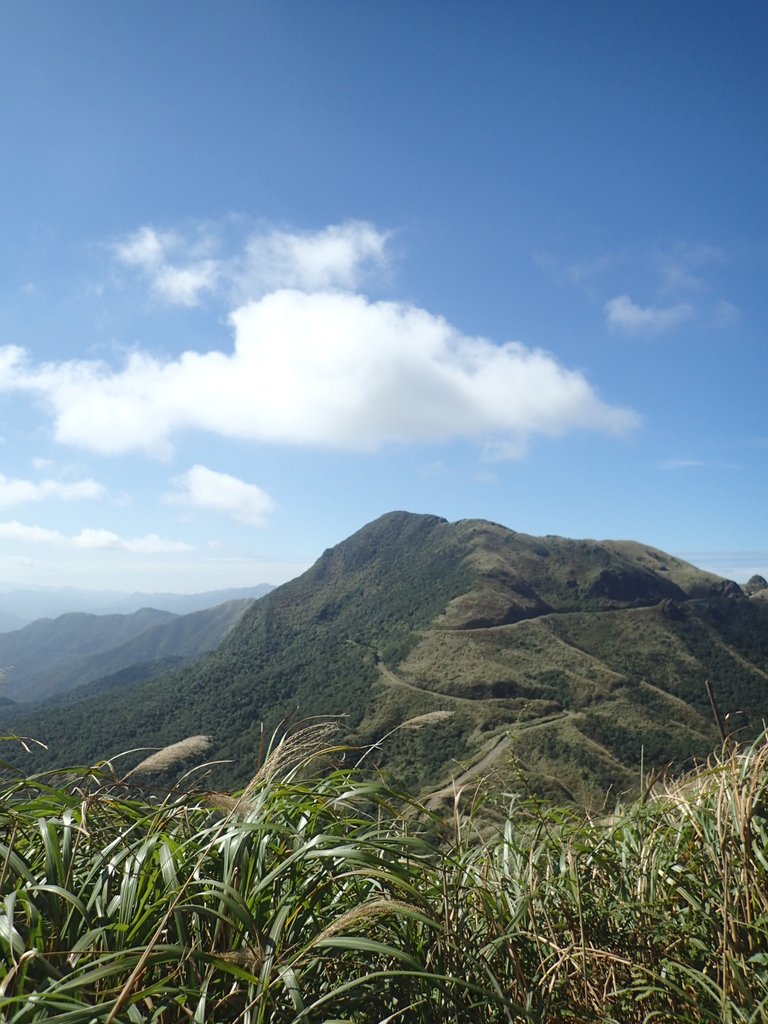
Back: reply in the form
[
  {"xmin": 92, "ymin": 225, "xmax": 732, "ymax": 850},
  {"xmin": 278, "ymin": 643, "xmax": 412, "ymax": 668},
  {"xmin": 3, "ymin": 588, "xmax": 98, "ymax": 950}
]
[{"xmin": 1, "ymin": 728, "xmax": 767, "ymax": 1022}]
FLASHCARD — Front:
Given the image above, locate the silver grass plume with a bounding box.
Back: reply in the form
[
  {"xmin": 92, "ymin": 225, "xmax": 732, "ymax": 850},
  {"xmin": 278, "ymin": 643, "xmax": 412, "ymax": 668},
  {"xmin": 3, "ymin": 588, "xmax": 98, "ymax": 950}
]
[{"xmin": 126, "ymin": 735, "xmax": 213, "ymax": 777}]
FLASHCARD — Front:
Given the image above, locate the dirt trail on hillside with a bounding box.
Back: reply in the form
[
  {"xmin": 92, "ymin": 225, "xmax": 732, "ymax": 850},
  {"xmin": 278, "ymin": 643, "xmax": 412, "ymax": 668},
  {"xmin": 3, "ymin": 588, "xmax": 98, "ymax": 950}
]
[
  {"xmin": 376, "ymin": 660, "xmax": 501, "ymax": 705},
  {"xmin": 423, "ymin": 709, "xmax": 574, "ymax": 809},
  {"xmin": 373, "ymin": 654, "xmax": 574, "ymax": 805},
  {"xmin": 345, "ymin": 637, "xmax": 529, "ymax": 705},
  {"xmin": 346, "ymin": 639, "xmax": 575, "ymax": 807}
]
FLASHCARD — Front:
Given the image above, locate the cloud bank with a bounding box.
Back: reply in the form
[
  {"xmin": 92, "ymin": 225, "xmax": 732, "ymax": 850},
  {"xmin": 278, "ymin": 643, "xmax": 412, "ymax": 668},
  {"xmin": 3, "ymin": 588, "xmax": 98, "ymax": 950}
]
[
  {"xmin": 0, "ymin": 290, "xmax": 638, "ymax": 458},
  {"xmin": 0, "ymin": 473, "xmax": 104, "ymax": 506},
  {"xmin": 0, "ymin": 520, "xmax": 192, "ymax": 552}
]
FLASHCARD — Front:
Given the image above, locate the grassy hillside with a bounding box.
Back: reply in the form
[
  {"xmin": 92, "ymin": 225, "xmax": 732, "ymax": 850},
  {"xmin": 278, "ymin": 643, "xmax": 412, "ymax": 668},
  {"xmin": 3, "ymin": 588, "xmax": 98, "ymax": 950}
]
[
  {"xmin": 1, "ymin": 728, "xmax": 766, "ymax": 1022},
  {"xmin": 3, "ymin": 512, "xmax": 767, "ymax": 806}
]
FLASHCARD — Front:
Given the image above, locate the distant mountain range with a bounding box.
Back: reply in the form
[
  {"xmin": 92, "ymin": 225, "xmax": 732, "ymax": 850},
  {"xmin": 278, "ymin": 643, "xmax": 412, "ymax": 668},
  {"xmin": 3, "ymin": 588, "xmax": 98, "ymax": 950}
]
[
  {"xmin": 4, "ymin": 513, "xmax": 768, "ymax": 808},
  {"xmin": 0, "ymin": 599, "xmax": 257, "ymax": 703},
  {"xmin": 0, "ymin": 583, "xmax": 274, "ymax": 632}
]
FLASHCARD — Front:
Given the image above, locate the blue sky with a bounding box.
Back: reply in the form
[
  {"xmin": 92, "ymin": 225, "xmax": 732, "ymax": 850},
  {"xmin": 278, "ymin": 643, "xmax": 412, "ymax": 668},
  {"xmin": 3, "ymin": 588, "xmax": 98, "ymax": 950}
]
[{"xmin": 0, "ymin": 1, "xmax": 766, "ymax": 592}]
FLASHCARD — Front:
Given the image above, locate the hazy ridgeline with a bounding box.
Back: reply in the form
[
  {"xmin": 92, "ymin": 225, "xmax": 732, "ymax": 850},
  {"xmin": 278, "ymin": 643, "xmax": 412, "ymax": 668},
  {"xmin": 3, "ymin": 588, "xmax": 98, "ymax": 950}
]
[{"xmin": 1, "ymin": 726, "xmax": 767, "ymax": 1022}]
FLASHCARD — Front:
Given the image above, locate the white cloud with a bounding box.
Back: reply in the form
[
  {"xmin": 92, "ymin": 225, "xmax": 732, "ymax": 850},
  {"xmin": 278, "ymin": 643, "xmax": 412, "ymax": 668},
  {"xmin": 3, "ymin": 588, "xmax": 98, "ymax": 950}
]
[
  {"xmin": 168, "ymin": 465, "xmax": 275, "ymax": 527},
  {"xmin": 112, "ymin": 220, "xmax": 388, "ymax": 308},
  {"xmin": 113, "ymin": 226, "xmax": 218, "ymax": 307},
  {"xmin": 238, "ymin": 221, "xmax": 389, "ymax": 295},
  {"xmin": 71, "ymin": 529, "xmax": 193, "ymax": 553},
  {"xmin": 153, "ymin": 260, "xmax": 219, "ymax": 306},
  {"xmin": 604, "ymin": 295, "xmax": 693, "ymax": 335},
  {"xmin": 0, "ymin": 473, "xmax": 105, "ymax": 507},
  {"xmin": 2, "ymin": 348, "xmax": 179, "ymax": 459},
  {"xmin": 0, "ymin": 520, "xmax": 192, "ymax": 553},
  {"xmin": 0, "ymin": 521, "xmax": 66, "ymax": 544},
  {"xmin": 0, "ymin": 345, "xmax": 25, "ymax": 381},
  {"xmin": 114, "ymin": 225, "xmax": 171, "ymax": 270},
  {"xmin": 0, "ymin": 290, "xmax": 639, "ymax": 459}
]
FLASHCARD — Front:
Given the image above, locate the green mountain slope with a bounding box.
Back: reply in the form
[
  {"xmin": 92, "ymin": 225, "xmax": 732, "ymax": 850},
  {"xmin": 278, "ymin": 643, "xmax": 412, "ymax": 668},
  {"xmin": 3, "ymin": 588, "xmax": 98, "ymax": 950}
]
[
  {"xmin": 4, "ymin": 512, "xmax": 767, "ymax": 808},
  {"xmin": 0, "ymin": 599, "xmax": 254, "ymax": 702}
]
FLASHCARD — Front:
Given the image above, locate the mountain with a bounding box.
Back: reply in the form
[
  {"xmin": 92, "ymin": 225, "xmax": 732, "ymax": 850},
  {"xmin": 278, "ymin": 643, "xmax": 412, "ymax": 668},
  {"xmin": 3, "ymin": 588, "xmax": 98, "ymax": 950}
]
[
  {"xmin": 4, "ymin": 512, "xmax": 767, "ymax": 808},
  {"xmin": 0, "ymin": 584, "xmax": 274, "ymax": 631},
  {"xmin": 0, "ymin": 599, "xmax": 255, "ymax": 703}
]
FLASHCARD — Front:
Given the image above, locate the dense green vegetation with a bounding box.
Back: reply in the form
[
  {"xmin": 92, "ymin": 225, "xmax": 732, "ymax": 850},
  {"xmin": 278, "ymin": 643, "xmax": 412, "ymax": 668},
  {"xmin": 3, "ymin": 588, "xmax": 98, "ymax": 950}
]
[{"xmin": 1, "ymin": 727, "xmax": 767, "ymax": 1022}]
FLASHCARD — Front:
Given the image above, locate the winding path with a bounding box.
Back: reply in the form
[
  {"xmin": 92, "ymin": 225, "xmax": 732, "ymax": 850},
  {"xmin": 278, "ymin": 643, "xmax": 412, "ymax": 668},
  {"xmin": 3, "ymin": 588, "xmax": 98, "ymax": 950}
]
[
  {"xmin": 423, "ymin": 709, "xmax": 574, "ymax": 809},
  {"xmin": 345, "ymin": 637, "xmax": 576, "ymax": 807}
]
